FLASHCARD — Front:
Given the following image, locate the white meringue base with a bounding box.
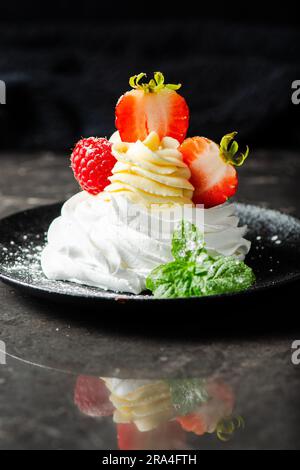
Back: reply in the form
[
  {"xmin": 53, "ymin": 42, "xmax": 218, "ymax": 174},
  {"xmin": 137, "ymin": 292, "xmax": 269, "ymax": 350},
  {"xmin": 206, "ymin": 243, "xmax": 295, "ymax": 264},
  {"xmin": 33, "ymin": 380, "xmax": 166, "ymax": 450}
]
[{"xmin": 41, "ymin": 191, "xmax": 251, "ymax": 294}]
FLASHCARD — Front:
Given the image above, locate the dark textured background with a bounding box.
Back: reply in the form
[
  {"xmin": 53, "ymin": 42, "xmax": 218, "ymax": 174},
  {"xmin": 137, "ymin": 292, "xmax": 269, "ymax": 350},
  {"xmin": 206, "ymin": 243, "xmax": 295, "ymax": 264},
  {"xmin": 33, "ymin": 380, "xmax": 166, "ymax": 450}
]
[
  {"xmin": 1, "ymin": 3, "xmax": 300, "ymax": 152},
  {"xmin": 1, "ymin": 5, "xmax": 300, "ymax": 450}
]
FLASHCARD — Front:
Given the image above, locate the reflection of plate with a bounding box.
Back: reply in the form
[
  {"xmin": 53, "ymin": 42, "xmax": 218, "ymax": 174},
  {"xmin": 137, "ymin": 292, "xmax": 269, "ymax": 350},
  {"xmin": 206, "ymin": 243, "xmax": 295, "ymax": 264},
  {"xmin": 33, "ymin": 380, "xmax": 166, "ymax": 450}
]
[{"xmin": 0, "ymin": 202, "xmax": 299, "ymax": 306}]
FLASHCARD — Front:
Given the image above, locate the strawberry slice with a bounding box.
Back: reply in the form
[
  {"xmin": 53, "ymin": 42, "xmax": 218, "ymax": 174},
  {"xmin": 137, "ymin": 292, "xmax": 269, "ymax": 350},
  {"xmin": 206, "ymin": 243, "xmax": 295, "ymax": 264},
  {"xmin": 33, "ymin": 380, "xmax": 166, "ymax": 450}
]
[
  {"xmin": 117, "ymin": 421, "xmax": 186, "ymax": 450},
  {"xmin": 176, "ymin": 380, "xmax": 235, "ymax": 437},
  {"xmin": 115, "ymin": 72, "xmax": 189, "ymax": 143},
  {"xmin": 176, "ymin": 413, "xmax": 207, "ymax": 436},
  {"xmin": 179, "ymin": 132, "xmax": 249, "ymax": 208}
]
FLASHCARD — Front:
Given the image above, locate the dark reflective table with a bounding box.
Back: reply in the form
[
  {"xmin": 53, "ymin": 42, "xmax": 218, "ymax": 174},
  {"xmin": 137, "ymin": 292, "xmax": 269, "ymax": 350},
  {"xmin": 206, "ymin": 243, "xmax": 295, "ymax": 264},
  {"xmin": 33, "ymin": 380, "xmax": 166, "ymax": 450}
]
[
  {"xmin": 1, "ymin": 328, "xmax": 300, "ymax": 450},
  {"xmin": 0, "ymin": 150, "xmax": 300, "ymax": 449}
]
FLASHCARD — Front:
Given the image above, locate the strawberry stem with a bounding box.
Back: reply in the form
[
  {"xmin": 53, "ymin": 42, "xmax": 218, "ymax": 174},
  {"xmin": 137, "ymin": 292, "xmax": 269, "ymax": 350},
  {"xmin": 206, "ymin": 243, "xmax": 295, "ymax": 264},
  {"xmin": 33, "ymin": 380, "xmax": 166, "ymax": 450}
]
[
  {"xmin": 216, "ymin": 416, "xmax": 245, "ymax": 441},
  {"xmin": 129, "ymin": 71, "xmax": 182, "ymax": 93},
  {"xmin": 220, "ymin": 132, "xmax": 249, "ymax": 167}
]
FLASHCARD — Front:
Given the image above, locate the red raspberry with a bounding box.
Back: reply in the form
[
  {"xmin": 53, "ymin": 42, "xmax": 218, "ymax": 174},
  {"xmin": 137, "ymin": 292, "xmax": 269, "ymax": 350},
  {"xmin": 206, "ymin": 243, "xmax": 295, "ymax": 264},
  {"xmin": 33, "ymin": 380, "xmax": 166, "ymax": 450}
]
[
  {"xmin": 74, "ymin": 376, "xmax": 114, "ymax": 417},
  {"xmin": 71, "ymin": 137, "xmax": 116, "ymax": 195}
]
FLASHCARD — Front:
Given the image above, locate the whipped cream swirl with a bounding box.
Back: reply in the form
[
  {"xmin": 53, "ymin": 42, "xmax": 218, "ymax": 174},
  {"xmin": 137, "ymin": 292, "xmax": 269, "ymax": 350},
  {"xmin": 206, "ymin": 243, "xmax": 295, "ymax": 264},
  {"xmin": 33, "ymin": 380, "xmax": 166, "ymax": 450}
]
[
  {"xmin": 41, "ymin": 191, "xmax": 250, "ymax": 294},
  {"xmin": 106, "ymin": 131, "xmax": 194, "ymax": 206}
]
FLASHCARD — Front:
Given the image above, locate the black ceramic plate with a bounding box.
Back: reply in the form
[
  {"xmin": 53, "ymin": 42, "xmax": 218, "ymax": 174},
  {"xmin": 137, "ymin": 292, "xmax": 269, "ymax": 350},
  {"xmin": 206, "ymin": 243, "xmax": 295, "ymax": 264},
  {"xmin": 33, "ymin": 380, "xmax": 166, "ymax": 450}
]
[{"xmin": 0, "ymin": 202, "xmax": 299, "ymax": 307}]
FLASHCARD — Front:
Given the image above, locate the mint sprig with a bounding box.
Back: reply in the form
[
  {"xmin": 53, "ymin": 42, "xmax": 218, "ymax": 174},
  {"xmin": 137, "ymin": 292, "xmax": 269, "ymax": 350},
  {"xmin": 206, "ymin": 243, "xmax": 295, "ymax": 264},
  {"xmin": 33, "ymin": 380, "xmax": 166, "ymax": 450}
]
[
  {"xmin": 172, "ymin": 220, "xmax": 210, "ymax": 263},
  {"xmin": 146, "ymin": 221, "xmax": 255, "ymax": 298},
  {"xmin": 167, "ymin": 379, "xmax": 209, "ymax": 415}
]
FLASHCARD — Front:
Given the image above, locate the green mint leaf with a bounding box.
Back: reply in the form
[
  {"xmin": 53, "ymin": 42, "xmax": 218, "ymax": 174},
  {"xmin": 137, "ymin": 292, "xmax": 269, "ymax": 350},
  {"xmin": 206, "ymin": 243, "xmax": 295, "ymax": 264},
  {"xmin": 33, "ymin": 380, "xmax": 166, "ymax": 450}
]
[
  {"xmin": 203, "ymin": 256, "xmax": 256, "ymax": 296},
  {"xmin": 167, "ymin": 379, "xmax": 209, "ymax": 415},
  {"xmin": 146, "ymin": 220, "xmax": 255, "ymax": 299},
  {"xmin": 145, "ymin": 260, "xmax": 206, "ymax": 298},
  {"xmin": 172, "ymin": 220, "xmax": 207, "ymax": 262}
]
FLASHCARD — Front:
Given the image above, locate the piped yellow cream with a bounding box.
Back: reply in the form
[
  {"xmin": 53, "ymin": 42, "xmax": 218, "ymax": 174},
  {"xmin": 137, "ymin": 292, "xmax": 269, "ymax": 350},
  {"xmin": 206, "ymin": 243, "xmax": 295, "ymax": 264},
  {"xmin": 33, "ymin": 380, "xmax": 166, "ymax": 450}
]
[
  {"xmin": 102, "ymin": 378, "xmax": 174, "ymax": 432},
  {"xmin": 105, "ymin": 132, "xmax": 194, "ymax": 206}
]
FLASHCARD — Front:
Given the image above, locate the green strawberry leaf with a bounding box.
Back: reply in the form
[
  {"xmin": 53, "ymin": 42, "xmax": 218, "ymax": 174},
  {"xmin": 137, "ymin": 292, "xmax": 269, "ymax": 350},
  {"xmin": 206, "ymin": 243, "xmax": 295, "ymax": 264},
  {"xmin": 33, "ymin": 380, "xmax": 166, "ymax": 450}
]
[
  {"xmin": 220, "ymin": 131, "xmax": 249, "ymax": 167},
  {"xmin": 129, "ymin": 71, "xmax": 182, "ymax": 93}
]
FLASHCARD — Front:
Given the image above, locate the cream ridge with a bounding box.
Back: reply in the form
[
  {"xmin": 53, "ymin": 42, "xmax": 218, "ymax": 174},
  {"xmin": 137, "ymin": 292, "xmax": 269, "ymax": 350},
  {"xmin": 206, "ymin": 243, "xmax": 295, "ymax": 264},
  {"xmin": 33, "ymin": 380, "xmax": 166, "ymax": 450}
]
[{"xmin": 106, "ymin": 131, "xmax": 194, "ymax": 206}]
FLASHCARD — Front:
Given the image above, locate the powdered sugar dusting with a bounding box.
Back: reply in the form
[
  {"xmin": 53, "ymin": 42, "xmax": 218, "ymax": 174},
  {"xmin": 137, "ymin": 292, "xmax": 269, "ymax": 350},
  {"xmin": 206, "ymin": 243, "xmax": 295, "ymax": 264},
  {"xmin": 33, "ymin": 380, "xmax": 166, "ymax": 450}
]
[
  {"xmin": 0, "ymin": 202, "xmax": 299, "ymax": 301},
  {"xmin": 0, "ymin": 228, "xmax": 149, "ymax": 300}
]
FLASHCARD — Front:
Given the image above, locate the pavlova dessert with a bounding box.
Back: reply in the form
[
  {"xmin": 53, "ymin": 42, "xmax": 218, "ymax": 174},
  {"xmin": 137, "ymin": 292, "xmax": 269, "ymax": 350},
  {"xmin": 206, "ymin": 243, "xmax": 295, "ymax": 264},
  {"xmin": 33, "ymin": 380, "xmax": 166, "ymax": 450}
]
[
  {"xmin": 74, "ymin": 374, "xmax": 244, "ymax": 448},
  {"xmin": 41, "ymin": 72, "xmax": 255, "ymax": 296}
]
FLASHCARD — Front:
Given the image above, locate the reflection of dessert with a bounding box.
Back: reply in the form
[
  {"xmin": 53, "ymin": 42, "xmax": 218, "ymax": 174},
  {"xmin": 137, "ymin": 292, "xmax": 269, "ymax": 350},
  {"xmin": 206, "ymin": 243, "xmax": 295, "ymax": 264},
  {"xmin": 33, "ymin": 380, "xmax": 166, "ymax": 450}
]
[
  {"xmin": 116, "ymin": 422, "xmax": 185, "ymax": 451},
  {"xmin": 74, "ymin": 375, "xmax": 243, "ymax": 450},
  {"xmin": 103, "ymin": 378, "xmax": 174, "ymax": 432},
  {"xmin": 41, "ymin": 72, "xmax": 254, "ymax": 296}
]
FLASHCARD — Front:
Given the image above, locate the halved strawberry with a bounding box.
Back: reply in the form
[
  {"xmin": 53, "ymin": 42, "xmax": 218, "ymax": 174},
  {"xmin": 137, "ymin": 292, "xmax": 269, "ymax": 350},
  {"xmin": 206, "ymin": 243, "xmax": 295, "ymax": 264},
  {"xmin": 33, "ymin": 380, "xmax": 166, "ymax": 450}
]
[
  {"xmin": 117, "ymin": 421, "xmax": 186, "ymax": 450},
  {"xmin": 115, "ymin": 72, "xmax": 189, "ymax": 143},
  {"xmin": 179, "ymin": 132, "xmax": 249, "ymax": 208},
  {"xmin": 176, "ymin": 413, "xmax": 207, "ymax": 436}
]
